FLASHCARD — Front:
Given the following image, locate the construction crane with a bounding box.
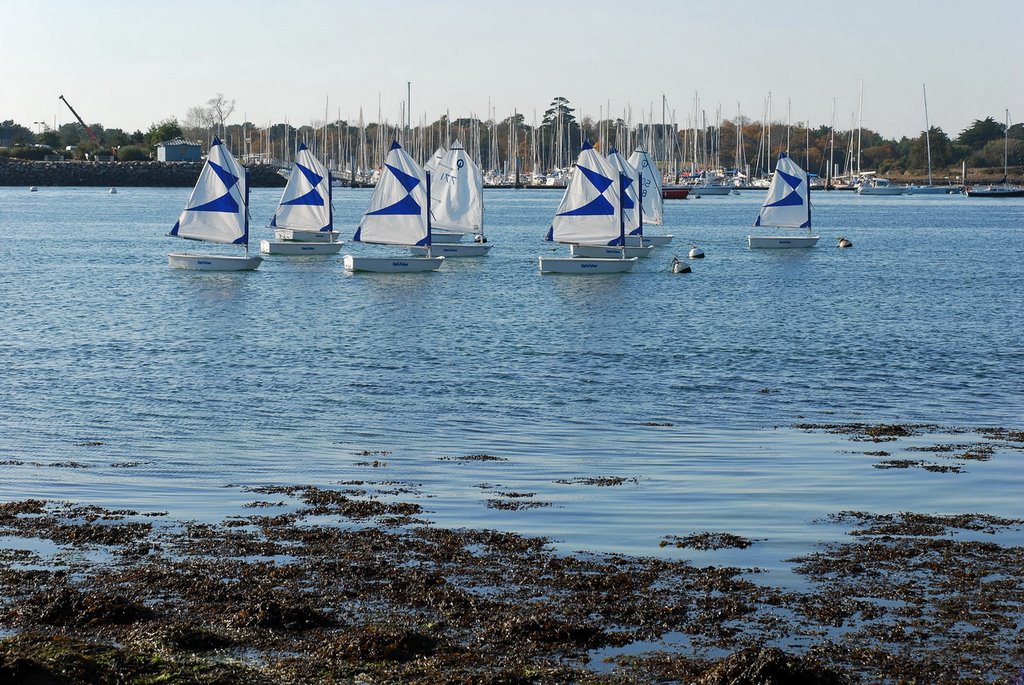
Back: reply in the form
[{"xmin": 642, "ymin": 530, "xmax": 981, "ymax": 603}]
[{"xmin": 58, "ymin": 94, "xmax": 98, "ymax": 142}]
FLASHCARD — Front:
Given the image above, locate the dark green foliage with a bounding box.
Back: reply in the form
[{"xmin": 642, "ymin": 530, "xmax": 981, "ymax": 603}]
[{"xmin": 116, "ymin": 145, "xmax": 149, "ymax": 161}]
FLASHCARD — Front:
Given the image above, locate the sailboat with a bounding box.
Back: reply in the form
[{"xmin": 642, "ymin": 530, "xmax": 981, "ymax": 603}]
[
  {"xmin": 908, "ymin": 84, "xmax": 958, "ymax": 195},
  {"xmin": 167, "ymin": 137, "xmax": 263, "ymax": 271},
  {"xmin": 410, "ymin": 140, "xmax": 491, "ymax": 257},
  {"xmin": 747, "ymin": 152, "xmax": 819, "ymax": 248},
  {"xmin": 342, "ymin": 141, "xmax": 445, "ymax": 272},
  {"xmin": 260, "ymin": 143, "xmax": 342, "ymax": 255},
  {"xmin": 538, "ymin": 140, "xmax": 638, "ymax": 274},
  {"xmin": 967, "ymin": 109, "xmax": 1024, "ymax": 198},
  {"xmin": 627, "ymin": 146, "xmax": 673, "ymax": 245},
  {"xmin": 570, "ymin": 147, "xmax": 653, "ymax": 258},
  {"xmin": 422, "ymin": 144, "xmax": 463, "ymax": 244}
]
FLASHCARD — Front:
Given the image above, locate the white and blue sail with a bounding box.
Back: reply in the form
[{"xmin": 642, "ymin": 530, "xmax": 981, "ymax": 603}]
[
  {"xmin": 607, "ymin": 147, "xmax": 641, "ymax": 236},
  {"xmin": 170, "ymin": 137, "xmax": 249, "ymax": 245},
  {"xmin": 754, "ymin": 152, "xmax": 811, "ymax": 229},
  {"xmin": 354, "ymin": 140, "xmax": 430, "ymax": 247},
  {"xmin": 270, "ymin": 143, "xmax": 332, "ymax": 233},
  {"xmin": 545, "ymin": 140, "xmax": 622, "ymax": 246},
  {"xmin": 430, "ymin": 139, "xmax": 483, "ymax": 236},
  {"xmin": 627, "ymin": 146, "xmax": 663, "ymax": 226}
]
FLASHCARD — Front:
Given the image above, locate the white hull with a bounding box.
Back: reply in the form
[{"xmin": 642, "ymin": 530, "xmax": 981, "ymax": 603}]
[
  {"xmin": 691, "ymin": 185, "xmax": 734, "ymax": 196},
  {"xmin": 570, "ymin": 243, "xmax": 654, "ymax": 259},
  {"xmin": 906, "ymin": 185, "xmax": 960, "ymax": 195},
  {"xmin": 343, "ymin": 254, "xmax": 445, "ymax": 272},
  {"xmin": 167, "ymin": 252, "xmax": 263, "ymax": 271},
  {"xmin": 260, "ymin": 240, "xmax": 343, "ymax": 255},
  {"xmin": 273, "ymin": 228, "xmax": 339, "ymax": 242},
  {"xmin": 410, "ymin": 243, "xmax": 492, "ymax": 257},
  {"xmin": 857, "ymin": 186, "xmax": 907, "ymax": 195},
  {"xmin": 747, "ymin": 235, "xmax": 820, "ymax": 249},
  {"xmin": 624, "ymin": 234, "xmax": 674, "ymax": 246},
  {"xmin": 431, "ymin": 230, "xmax": 467, "ymax": 243},
  {"xmin": 538, "ymin": 256, "xmax": 638, "ymax": 273}
]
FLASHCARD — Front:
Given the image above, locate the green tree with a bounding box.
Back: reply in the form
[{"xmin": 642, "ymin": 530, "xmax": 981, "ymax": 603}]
[
  {"xmin": 144, "ymin": 118, "xmax": 183, "ymax": 149},
  {"xmin": 957, "ymin": 117, "xmax": 1003, "ymax": 149}
]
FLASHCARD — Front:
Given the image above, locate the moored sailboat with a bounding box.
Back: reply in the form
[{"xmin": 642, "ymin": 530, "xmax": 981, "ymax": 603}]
[
  {"xmin": 167, "ymin": 137, "xmax": 263, "ymax": 271},
  {"xmin": 343, "ymin": 141, "xmax": 444, "ymax": 273},
  {"xmin": 966, "ymin": 109, "xmax": 1024, "ymax": 198},
  {"xmin": 410, "ymin": 140, "xmax": 491, "ymax": 257},
  {"xmin": 627, "ymin": 146, "xmax": 673, "ymax": 245},
  {"xmin": 538, "ymin": 141, "xmax": 638, "ymax": 274},
  {"xmin": 260, "ymin": 143, "xmax": 342, "ymax": 255},
  {"xmin": 748, "ymin": 152, "xmax": 819, "ymax": 248}
]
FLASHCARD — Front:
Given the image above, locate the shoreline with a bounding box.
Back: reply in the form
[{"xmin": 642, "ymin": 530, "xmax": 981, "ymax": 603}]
[{"xmin": 2, "ymin": 422, "xmax": 1022, "ymax": 684}]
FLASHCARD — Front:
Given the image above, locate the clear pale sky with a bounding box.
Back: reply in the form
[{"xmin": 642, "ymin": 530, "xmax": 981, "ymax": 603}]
[{"xmin": 4, "ymin": 0, "xmax": 1022, "ymax": 139}]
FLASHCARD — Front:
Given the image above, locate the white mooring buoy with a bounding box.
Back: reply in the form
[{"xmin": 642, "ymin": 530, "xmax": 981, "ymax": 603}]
[
  {"xmin": 838, "ymin": 236, "xmax": 853, "ymax": 248},
  {"xmin": 688, "ymin": 244, "xmax": 705, "ymax": 259}
]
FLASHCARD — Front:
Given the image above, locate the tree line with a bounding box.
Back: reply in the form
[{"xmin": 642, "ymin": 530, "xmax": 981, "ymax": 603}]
[{"xmin": 3, "ymin": 96, "xmax": 1022, "ymax": 179}]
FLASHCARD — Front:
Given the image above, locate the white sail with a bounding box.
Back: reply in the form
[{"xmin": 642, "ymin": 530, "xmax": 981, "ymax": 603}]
[
  {"xmin": 170, "ymin": 137, "xmax": 248, "ymax": 245},
  {"xmin": 424, "ymin": 146, "xmax": 446, "ymax": 174},
  {"xmin": 754, "ymin": 153, "xmax": 811, "ymax": 229},
  {"xmin": 354, "ymin": 141, "xmax": 430, "ymax": 247},
  {"xmin": 270, "ymin": 143, "xmax": 332, "ymax": 232},
  {"xmin": 546, "ymin": 141, "xmax": 621, "ymax": 246},
  {"xmin": 627, "ymin": 146, "xmax": 663, "ymax": 226},
  {"xmin": 607, "ymin": 147, "xmax": 641, "ymax": 236},
  {"xmin": 430, "ymin": 139, "xmax": 483, "ymax": 235}
]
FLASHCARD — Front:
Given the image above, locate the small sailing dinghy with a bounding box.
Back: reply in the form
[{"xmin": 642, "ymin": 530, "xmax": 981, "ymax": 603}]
[
  {"xmin": 343, "ymin": 141, "xmax": 444, "ymax": 273},
  {"xmin": 573, "ymin": 146, "xmax": 653, "ymax": 258},
  {"xmin": 747, "ymin": 152, "xmax": 819, "ymax": 249},
  {"xmin": 538, "ymin": 140, "xmax": 638, "ymax": 274},
  {"xmin": 411, "ymin": 140, "xmax": 491, "ymax": 257},
  {"xmin": 260, "ymin": 143, "xmax": 341, "ymax": 255},
  {"xmin": 627, "ymin": 146, "xmax": 673, "ymax": 246},
  {"xmin": 167, "ymin": 137, "xmax": 263, "ymax": 271}
]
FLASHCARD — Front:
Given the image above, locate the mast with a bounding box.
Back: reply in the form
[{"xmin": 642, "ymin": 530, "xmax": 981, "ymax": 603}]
[
  {"xmin": 857, "ymin": 80, "xmax": 864, "ymax": 177},
  {"xmin": 922, "ymin": 84, "xmax": 933, "ymax": 186}
]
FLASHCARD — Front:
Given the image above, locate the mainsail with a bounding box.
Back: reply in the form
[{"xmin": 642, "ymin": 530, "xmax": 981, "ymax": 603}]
[
  {"xmin": 607, "ymin": 147, "xmax": 641, "ymax": 236},
  {"xmin": 754, "ymin": 153, "xmax": 811, "ymax": 229},
  {"xmin": 627, "ymin": 146, "xmax": 663, "ymax": 226},
  {"xmin": 170, "ymin": 137, "xmax": 248, "ymax": 245},
  {"xmin": 546, "ymin": 141, "xmax": 621, "ymax": 246},
  {"xmin": 271, "ymin": 143, "xmax": 332, "ymax": 232},
  {"xmin": 354, "ymin": 141, "xmax": 430, "ymax": 247},
  {"xmin": 430, "ymin": 139, "xmax": 483, "ymax": 235}
]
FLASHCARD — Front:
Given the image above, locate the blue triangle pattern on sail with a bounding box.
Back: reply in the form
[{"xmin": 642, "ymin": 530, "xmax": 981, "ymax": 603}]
[
  {"xmin": 558, "ymin": 194, "xmax": 614, "ymax": 217},
  {"xmin": 778, "ymin": 167, "xmax": 801, "ymax": 190},
  {"xmin": 189, "ymin": 190, "xmax": 239, "ymax": 213},
  {"xmin": 620, "ymin": 173, "xmax": 635, "ymax": 210},
  {"xmin": 576, "ymin": 164, "xmax": 613, "ymax": 194},
  {"xmin": 296, "ymin": 162, "xmax": 324, "ymax": 189},
  {"xmin": 366, "ymin": 193, "xmax": 421, "ymax": 216},
  {"xmin": 387, "ymin": 163, "xmax": 421, "ymax": 194},
  {"xmin": 283, "ymin": 187, "xmax": 325, "ymax": 206},
  {"xmin": 764, "ymin": 190, "xmax": 804, "ymax": 208},
  {"xmin": 208, "ymin": 160, "xmax": 239, "ymax": 191}
]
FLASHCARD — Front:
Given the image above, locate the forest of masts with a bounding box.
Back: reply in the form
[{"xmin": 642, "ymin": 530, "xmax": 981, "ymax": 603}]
[{"xmin": 204, "ymin": 97, "xmax": 916, "ymax": 183}]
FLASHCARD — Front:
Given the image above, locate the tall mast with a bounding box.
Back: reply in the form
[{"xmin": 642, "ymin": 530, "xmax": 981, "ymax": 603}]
[
  {"xmin": 857, "ymin": 80, "xmax": 864, "ymax": 177},
  {"xmin": 922, "ymin": 84, "xmax": 933, "ymax": 186}
]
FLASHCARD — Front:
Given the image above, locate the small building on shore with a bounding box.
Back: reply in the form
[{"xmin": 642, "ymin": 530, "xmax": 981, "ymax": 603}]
[{"xmin": 157, "ymin": 137, "xmax": 201, "ymax": 162}]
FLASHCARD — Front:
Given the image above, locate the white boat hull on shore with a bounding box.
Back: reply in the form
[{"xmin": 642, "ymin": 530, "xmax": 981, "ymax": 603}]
[
  {"xmin": 343, "ymin": 255, "xmax": 445, "ymax": 272},
  {"xmin": 260, "ymin": 240, "xmax": 343, "ymax": 255},
  {"xmin": 538, "ymin": 256, "xmax": 638, "ymax": 273},
  {"xmin": 167, "ymin": 252, "xmax": 264, "ymax": 271}
]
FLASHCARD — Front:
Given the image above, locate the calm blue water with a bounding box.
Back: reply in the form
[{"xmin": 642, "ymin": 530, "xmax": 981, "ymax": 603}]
[{"xmin": 1, "ymin": 185, "xmax": 1022, "ymax": 582}]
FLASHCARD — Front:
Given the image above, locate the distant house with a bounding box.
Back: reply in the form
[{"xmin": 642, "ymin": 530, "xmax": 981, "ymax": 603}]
[{"xmin": 157, "ymin": 137, "xmax": 201, "ymax": 162}]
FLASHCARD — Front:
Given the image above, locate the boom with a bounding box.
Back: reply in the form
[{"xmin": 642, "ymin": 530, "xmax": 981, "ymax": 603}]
[{"xmin": 58, "ymin": 94, "xmax": 97, "ymax": 141}]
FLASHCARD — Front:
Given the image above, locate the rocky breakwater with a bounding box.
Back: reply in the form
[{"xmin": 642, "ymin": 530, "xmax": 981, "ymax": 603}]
[{"xmin": 0, "ymin": 158, "xmax": 286, "ymax": 188}]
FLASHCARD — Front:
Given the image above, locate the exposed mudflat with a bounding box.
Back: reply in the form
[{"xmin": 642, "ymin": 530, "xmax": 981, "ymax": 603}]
[{"xmin": 2, "ymin": 423, "xmax": 1024, "ymax": 684}]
